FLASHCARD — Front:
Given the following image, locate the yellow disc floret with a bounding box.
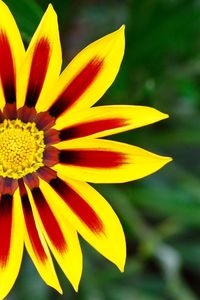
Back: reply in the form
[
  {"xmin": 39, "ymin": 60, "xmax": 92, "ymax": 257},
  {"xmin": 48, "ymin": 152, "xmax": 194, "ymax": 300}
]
[{"xmin": 0, "ymin": 119, "xmax": 45, "ymax": 179}]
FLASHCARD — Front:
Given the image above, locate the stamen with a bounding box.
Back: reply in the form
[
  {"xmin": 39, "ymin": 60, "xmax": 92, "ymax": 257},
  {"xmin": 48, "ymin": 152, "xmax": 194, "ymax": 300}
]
[{"xmin": 0, "ymin": 119, "xmax": 45, "ymax": 179}]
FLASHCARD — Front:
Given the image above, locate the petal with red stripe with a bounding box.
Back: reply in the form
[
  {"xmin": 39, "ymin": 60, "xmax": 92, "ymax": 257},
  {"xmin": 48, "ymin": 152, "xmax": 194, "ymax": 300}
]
[
  {"xmin": 53, "ymin": 139, "xmax": 172, "ymax": 183},
  {"xmin": 26, "ymin": 183, "xmax": 82, "ymax": 291},
  {"xmin": 39, "ymin": 175, "xmax": 126, "ymax": 271},
  {"xmin": 17, "ymin": 4, "xmax": 62, "ymax": 110},
  {"xmin": 55, "ymin": 105, "xmax": 168, "ymax": 139},
  {"xmin": 38, "ymin": 26, "xmax": 125, "ymax": 122},
  {"xmin": 0, "ymin": 0, "xmax": 25, "ymax": 108},
  {"xmin": 19, "ymin": 180, "xmax": 62, "ymax": 294},
  {"xmin": 0, "ymin": 188, "xmax": 24, "ymax": 299}
]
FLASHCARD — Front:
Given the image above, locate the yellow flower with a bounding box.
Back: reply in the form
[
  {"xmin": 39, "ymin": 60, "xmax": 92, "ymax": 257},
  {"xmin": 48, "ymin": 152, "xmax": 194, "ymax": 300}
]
[{"xmin": 0, "ymin": 1, "xmax": 172, "ymax": 299}]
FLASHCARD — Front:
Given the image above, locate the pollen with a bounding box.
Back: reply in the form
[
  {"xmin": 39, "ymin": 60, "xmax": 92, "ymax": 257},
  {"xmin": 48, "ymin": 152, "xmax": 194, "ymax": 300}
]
[{"xmin": 0, "ymin": 119, "xmax": 45, "ymax": 179}]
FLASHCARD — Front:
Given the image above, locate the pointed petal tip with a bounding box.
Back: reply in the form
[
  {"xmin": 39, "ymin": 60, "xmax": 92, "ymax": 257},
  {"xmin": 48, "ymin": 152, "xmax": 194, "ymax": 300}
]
[
  {"xmin": 47, "ymin": 3, "xmax": 54, "ymax": 10},
  {"xmin": 165, "ymin": 156, "xmax": 173, "ymax": 163},
  {"xmin": 160, "ymin": 112, "xmax": 169, "ymax": 120},
  {"xmin": 108, "ymin": 25, "xmax": 125, "ymax": 49},
  {"xmin": 119, "ymin": 24, "xmax": 125, "ymax": 31},
  {"xmin": 56, "ymin": 285, "xmax": 63, "ymax": 295},
  {"xmin": 72, "ymin": 282, "xmax": 80, "ymax": 293},
  {"xmin": 148, "ymin": 154, "xmax": 172, "ymax": 176},
  {"xmin": 113, "ymin": 252, "xmax": 126, "ymax": 273},
  {"xmin": 118, "ymin": 263, "xmax": 125, "ymax": 273},
  {"xmin": 117, "ymin": 25, "xmax": 125, "ymax": 36},
  {"xmin": 145, "ymin": 109, "xmax": 170, "ymax": 125},
  {"xmin": 160, "ymin": 155, "xmax": 173, "ymax": 167},
  {"xmin": 111, "ymin": 25, "xmax": 125, "ymax": 39},
  {"xmin": 46, "ymin": 3, "xmax": 57, "ymax": 17},
  {"xmin": 148, "ymin": 107, "xmax": 169, "ymax": 123},
  {"xmin": 68, "ymin": 263, "xmax": 82, "ymax": 292},
  {"xmin": 46, "ymin": 272, "xmax": 63, "ymax": 295},
  {"xmin": 41, "ymin": 3, "xmax": 58, "ymax": 25},
  {"xmin": 115, "ymin": 259, "xmax": 126, "ymax": 273},
  {"xmin": 164, "ymin": 113, "xmax": 169, "ymax": 119},
  {"xmin": 68, "ymin": 273, "xmax": 81, "ymax": 293}
]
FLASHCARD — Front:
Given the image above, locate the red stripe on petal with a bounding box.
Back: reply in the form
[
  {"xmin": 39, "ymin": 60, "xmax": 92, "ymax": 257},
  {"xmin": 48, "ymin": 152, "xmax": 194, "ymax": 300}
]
[
  {"xmin": 23, "ymin": 195, "xmax": 48, "ymax": 261},
  {"xmin": 59, "ymin": 150, "xmax": 125, "ymax": 168},
  {"xmin": 25, "ymin": 38, "xmax": 50, "ymax": 107},
  {"xmin": 31, "ymin": 187, "xmax": 67, "ymax": 253},
  {"xmin": 19, "ymin": 181, "xmax": 47, "ymax": 261},
  {"xmin": 50, "ymin": 177, "xmax": 104, "ymax": 233},
  {"xmin": 0, "ymin": 32, "xmax": 16, "ymax": 104},
  {"xmin": 59, "ymin": 118, "xmax": 126, "ymax": 141},
  {"xmin": 49, "ymin": 58, "xmax": 103, "ymax": 118},
  {"xmin": 0, "ymin": 194, "xmax": 13, "ymax": 266}
]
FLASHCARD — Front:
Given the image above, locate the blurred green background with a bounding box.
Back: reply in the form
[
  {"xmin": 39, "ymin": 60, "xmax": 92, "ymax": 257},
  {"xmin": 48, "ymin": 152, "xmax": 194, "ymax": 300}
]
[{"xmin": 5, "ymin": 0, "xmax": 200, "ymax": 299}]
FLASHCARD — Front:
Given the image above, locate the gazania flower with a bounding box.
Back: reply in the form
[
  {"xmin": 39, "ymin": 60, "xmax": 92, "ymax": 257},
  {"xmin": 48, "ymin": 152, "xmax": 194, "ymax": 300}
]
[{"xmin": 0, "ymin": 1, "xmax": 171, "ymax": 298}]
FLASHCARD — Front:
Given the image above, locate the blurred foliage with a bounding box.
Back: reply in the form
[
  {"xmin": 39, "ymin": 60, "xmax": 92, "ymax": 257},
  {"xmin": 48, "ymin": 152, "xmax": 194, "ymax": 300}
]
[{"xmin": 4, "ymin": 0, "xmax": 200, "ymax": 299}]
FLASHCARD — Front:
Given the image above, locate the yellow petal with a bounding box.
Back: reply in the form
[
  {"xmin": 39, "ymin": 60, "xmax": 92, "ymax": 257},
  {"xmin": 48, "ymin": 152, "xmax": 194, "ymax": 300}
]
[
  {"xmin": 0, "ymin": 0, "xmax": 25, "ymax": 108},
  {"xmin": 19, "ymin": 181, "xmax": 62, "ymax": 294},
  {"xmin": 39, "ymin": 176, "xmax": 126, "ymax": 271},
  {"xmin": 26, "ymin": 183, "xmax": 82, "ymax": 291},
  {"xmin": 40, "ymin": 26, "xmax": 125, "ymax": 122},
  {"xmin": 54, "ymin": 105, "xmax": 169, "ymax": 140},
  {"xmin": 17, "ymin": 4, "xmax": 62, "ymax": 110},
  {"xmin": 53, "ymin": 139, "xmax": 172, "ymax": 183},
  {"xmin": 0, "ymin": 188, "xmax": 24, "ymax": 300}
]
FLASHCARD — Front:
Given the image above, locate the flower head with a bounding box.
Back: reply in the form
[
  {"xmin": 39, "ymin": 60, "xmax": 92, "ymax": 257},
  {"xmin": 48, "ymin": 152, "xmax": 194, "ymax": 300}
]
[{"xmin": 0, "ymin": 1, "xmax": 171, "ymax": 298}]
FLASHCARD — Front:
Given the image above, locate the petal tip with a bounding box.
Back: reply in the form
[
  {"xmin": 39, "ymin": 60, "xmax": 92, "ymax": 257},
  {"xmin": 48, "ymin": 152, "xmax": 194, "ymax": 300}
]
[
  {"xmin": 118, "ymin": 262, "xmax": 125, "ymax": 273},
  {"xmin": 57, "ymin": 286, "xmax": 63, "ymax": 295},
  {"xmin": 69, "ymin": 274, "xmax": 81, "ymax": 293},
  {"xmin": 165, "ymin": 156, "xmax": 173, "ymax": 163},
  {"xmin": 45, "ymin": 3, "xmax": 57, "ymax": 18},
  {"xmin": 161, "ymin": 112, "xmax": 169, "ymax": 120},
  {"xmin": 119, "ymin": 24, "xmax": 125, "ymax": 31},
  {"xmin": 47, "ymin": 3, "xmax": 54, "ymax": 10},
  {"xmin": 160, "ymin": 156, "xmax": 173, "ymax": 167},
  {"xmin": 73, "ymin": 282, "xmax": 80, "ymax": 293},
  {"xmin": 49, "ymin": 278, "xmax": 63, "ymax": 295},
  {"xmin": 111, "ymin": 25, "xmax": 125, "ymax": 40},
  {"xmin": 149, "ymin": 108, "xmax": 169, "ymax": 122},
  {"xmin": 117, "ymin": 25, "xmax": 125, "ymax": 37},
  {"xmin": 114, "ymin": 251, "xmax": 126, "ymax": 273}
]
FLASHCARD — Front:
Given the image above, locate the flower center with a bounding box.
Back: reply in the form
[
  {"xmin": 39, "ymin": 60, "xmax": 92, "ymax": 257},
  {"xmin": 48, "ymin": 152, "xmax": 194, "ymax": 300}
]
[{"xmin": 0, "ymin": 119, "xmax": 45, "ymax": 179}]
